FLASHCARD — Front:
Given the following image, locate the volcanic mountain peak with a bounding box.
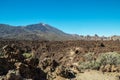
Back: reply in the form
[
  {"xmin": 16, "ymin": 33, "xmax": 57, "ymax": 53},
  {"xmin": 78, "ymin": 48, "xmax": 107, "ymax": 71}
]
[
  {"xmin": 25, "ymin": 23, "xmax": 48, "ymax": 32},
  {"xmin": 40, "ymin": 23, "xmax": 46, "ymax": 26},
  {"xmin": 0, "ymin": 23, "xmax": 76, "ymax": 41}
]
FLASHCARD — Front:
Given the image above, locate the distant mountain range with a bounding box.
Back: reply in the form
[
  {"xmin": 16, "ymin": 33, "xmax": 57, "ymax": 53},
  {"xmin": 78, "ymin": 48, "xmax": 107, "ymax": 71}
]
[
  {"xmin": 0, "ymin": 23, "xmax": 79, "ymax": 41},
  {"xmin": 0, "ymin": 23, "xmax": 120, "ymax": 41}
]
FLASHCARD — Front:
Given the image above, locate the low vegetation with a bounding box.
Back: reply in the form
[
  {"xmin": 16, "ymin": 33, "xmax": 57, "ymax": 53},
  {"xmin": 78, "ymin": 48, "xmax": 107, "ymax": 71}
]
[
  {"xmin": 22, "ymin": 53, "xmax": 32, "ymax": 59},
  {"xmin": 97, "ymin": 52, "xmax": 120, "ymax": 65},
  {"xmin": 79, "ymin": 52, "xmax": 120, "ymax": 70}
]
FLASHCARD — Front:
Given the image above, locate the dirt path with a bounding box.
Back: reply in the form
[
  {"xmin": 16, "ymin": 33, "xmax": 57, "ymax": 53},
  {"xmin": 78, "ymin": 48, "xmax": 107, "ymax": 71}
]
[{"xmin": 75, "ymin": 70, "xmax": 120, "ymax": 80}]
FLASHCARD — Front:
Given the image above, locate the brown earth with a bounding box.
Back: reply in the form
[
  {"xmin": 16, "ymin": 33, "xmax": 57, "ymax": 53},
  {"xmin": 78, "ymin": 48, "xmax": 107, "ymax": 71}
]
[{"xmin": 76, "ymin": 70, "xmax": 120, "ymax": 80}]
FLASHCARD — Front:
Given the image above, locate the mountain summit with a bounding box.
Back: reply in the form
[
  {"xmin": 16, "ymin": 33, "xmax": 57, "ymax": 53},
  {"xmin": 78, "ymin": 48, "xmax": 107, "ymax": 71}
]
[{"xmin": 0, "ymin": 23, "xmax": 76, "ymax": 41}]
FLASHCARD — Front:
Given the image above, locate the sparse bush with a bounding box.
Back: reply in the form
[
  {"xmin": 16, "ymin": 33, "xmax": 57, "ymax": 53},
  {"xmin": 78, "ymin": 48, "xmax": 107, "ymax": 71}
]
[
  {"xmin": 83, "ymin": 52, "xmax": 95, "ymax": 62},
  {"xmin": 78, "ymin": 52, "xmax": 100, "ymax": 70},
  {"xmin": 78, "ymin": 52, "xmax": 120, "ymax": 70},
  {"xmin": 79, "ymin": 61, "xmax": 91, "ymax": 70},
  {"xmin": 97, "ymin": 52, "xmax": 120, "ymax": 65},
  {"xmin": 79, "ymin": 61, "xmax": 100, "ymax": 70},
  {"xmin": 79, "ymin": 52, "xmax": 99, "ymax": 70}
]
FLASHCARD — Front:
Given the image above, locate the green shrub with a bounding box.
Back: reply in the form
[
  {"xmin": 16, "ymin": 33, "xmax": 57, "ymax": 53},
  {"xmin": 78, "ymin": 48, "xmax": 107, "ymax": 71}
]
[
  {"xmin": 79, "ymin": 61, "xmax": 100, "ymax": 70},
  {"xmin": 97, "ymin": 52, "xmax": 120, "ymax": 65},
  {"xmin": 78, "ymin": 52, "xmax": 120, "ymax": 70},
  {"xmin": 83, "ymin": 52, "xmax": 95, "ymax": 62},
  {"xmin": 22, "ymin": 53, "xmax": 32, "ymax": 59}
]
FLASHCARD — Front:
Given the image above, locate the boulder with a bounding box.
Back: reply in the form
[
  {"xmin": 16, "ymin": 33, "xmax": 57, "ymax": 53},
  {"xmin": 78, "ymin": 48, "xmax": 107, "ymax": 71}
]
[
  {"xmin": 6, "ymin": 70, "xmax": 23, "ymax": 80},
  {"xmin": 59, "ymin": 66, "xmax": 76, "ymax": 79},
  {"xmin": 100, "ymin": 64, "xmax": 111, "ymax": 72},
  {"xmin": 15, "ymin": 62, "xmax": 46, "ymax": 80},
  {"xmin": 111, "ymin": 65, "xmax": 117, "ymax": 72},
  {"xmin": 0, "ymin": 76, "xmax": 6, "ymax": 80}
]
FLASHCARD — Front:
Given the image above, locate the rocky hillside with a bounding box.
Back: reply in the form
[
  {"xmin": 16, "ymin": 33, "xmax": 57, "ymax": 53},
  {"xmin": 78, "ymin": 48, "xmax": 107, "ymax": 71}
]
[{"xmin": 0, "ymin": 23, "xmax": 77, "ymax": 41}]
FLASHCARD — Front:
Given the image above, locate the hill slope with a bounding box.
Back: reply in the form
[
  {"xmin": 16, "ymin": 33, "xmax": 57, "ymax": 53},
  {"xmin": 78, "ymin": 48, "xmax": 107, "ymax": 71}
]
[{"xmin": 0, "ymin": 23, "xmax": 77, "ymax": 41}]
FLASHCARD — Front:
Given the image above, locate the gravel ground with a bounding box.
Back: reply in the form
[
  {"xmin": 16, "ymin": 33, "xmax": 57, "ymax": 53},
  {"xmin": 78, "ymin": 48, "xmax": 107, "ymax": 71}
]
[{"xmin": 76, "ymin": 70, "xmax": 120, "ymax": 80}]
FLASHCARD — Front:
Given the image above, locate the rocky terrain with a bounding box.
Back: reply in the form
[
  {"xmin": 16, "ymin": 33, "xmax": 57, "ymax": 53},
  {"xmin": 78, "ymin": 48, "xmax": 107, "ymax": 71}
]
[{"xmin": 1, "ymin": 39, "xmax": 120, "ymax": 80}]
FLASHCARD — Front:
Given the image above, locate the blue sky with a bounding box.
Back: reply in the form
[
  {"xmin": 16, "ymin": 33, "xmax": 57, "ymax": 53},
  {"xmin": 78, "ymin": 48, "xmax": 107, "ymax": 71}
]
[{"xmin": 0, "ymin": 0, "xmax": 120, "ymax": 36}]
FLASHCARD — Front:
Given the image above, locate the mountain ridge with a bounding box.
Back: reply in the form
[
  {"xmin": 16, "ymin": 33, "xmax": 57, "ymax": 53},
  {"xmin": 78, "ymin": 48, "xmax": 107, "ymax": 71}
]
[
  {"xmin": 0, "ymin": 23, "xmax": 120, "ymax": 41},
  {"xmin": 0, "ymin": 23, "xmax": 77, "ymax": 41}
]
